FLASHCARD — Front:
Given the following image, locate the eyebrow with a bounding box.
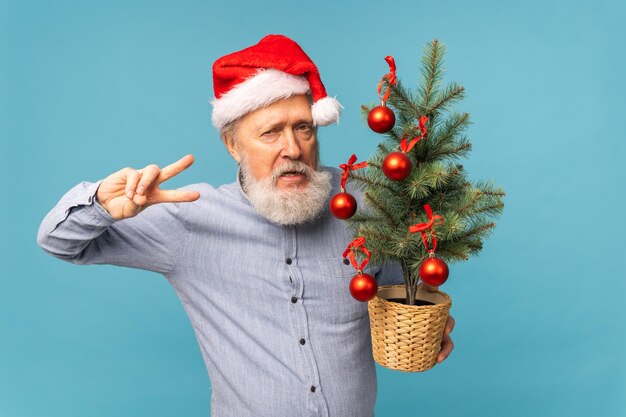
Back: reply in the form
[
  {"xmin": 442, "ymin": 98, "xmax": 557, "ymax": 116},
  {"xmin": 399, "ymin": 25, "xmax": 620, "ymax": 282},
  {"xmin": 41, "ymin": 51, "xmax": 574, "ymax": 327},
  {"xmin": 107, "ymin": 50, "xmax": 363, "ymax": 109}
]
[{"xmin": 256, "ymin": 118, "xmax": 313, "ymax": 133}]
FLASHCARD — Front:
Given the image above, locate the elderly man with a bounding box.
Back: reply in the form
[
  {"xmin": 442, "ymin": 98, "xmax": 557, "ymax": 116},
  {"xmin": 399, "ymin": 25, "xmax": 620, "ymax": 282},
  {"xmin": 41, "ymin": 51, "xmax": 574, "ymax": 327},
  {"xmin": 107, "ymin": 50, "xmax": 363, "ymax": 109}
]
[{"xmin": 37, "ymin": 35, "xmax": 453, "ymax": 417}]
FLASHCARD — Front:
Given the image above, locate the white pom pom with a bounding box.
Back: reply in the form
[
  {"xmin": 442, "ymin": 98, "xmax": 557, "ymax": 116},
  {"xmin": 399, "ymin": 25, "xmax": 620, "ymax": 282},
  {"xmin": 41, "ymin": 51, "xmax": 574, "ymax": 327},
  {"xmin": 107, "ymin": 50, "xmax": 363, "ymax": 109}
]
[{"xmin": 311, "ymin": 96, "xmax": 342, "ymax": 126}]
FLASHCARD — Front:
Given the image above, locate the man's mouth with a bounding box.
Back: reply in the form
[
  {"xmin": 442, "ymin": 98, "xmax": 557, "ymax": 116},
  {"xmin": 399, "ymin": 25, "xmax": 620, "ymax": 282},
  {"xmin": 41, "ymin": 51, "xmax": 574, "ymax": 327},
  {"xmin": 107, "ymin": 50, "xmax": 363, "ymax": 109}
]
[
  {"xmin": 275, "ymin": 167, "xmax": 310, "ymax": 187},
  {"xmin": 281, "ymin": 170, "xmax": 305, "ymax": 177}
]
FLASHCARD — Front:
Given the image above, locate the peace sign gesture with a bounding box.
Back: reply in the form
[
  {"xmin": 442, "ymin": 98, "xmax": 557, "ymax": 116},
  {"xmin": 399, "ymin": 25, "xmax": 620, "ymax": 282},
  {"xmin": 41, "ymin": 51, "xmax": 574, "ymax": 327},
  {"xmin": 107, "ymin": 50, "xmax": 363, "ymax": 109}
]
[{"xmin": 96, "ymin": 154, "xmax": 201, "ymax": 220}]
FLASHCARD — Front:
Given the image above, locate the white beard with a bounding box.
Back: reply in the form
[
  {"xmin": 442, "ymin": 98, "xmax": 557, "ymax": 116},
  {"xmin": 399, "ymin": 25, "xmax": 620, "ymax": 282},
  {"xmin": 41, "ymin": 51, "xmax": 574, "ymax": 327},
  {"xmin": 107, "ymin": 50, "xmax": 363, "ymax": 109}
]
[{"xmin": 240, "ymin": 157, "xmax": 332, "ymax": 226}]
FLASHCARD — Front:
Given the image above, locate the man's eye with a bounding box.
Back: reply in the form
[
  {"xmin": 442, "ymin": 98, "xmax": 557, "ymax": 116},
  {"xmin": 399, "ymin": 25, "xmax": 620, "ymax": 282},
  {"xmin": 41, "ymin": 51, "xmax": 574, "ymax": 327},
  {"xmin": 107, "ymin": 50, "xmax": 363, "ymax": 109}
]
[
  {"xmin": 262, "ymin": 129, "xmax": 278, "ymax": 136},
  {"xmin": 297, "ymin": 124, "xmax": 312, "ymax": 131}
]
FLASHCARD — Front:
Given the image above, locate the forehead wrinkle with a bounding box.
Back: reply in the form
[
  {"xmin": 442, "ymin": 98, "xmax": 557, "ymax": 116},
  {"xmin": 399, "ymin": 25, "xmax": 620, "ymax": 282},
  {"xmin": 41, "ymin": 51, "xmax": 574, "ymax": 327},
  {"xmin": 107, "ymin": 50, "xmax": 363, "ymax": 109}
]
[{"xmin": 249, "ymin": 111, "xmax": 285, "ymax": 132}]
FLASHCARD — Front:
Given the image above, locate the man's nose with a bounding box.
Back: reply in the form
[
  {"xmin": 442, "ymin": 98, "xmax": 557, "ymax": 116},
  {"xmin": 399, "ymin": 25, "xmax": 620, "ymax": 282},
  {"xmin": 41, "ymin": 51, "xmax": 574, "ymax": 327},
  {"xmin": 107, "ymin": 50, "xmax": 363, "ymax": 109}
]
[{"xmin": 280, "ymin": 129, "xmax": 303, "ymax": 160}]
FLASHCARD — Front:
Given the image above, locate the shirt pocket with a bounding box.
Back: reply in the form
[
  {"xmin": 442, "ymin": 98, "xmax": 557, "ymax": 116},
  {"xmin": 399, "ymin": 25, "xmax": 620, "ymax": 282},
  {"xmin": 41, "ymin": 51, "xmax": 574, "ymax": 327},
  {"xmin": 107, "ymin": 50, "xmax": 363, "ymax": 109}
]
[{"xmin": 318, "ymin": 258, "xmax": 369, "ymax": 324}]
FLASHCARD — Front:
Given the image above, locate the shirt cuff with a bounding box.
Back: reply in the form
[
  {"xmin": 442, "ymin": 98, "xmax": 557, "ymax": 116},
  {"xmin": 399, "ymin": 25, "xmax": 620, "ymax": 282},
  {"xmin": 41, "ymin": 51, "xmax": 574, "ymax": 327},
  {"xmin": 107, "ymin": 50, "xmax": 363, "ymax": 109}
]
[{"xmin": 46, "ymin": 180, "xmax": 116, "ymax": 234}]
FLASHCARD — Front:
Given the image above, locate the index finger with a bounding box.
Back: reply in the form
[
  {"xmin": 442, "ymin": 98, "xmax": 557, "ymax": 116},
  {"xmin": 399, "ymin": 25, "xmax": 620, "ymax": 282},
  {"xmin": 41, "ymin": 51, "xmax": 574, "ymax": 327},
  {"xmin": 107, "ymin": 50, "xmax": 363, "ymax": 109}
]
[{"xmin": 157, "ymin": 154, "xmax": 195, "ymax": 184}]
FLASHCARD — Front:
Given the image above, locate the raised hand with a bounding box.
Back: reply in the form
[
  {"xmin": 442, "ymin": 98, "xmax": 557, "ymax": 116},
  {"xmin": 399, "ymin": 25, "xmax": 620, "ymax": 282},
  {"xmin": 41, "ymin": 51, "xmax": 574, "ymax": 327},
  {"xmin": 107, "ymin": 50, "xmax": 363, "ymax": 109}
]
[{"xmin": 96, "ymin": 154, "xmax": 201, "ymax": 220}]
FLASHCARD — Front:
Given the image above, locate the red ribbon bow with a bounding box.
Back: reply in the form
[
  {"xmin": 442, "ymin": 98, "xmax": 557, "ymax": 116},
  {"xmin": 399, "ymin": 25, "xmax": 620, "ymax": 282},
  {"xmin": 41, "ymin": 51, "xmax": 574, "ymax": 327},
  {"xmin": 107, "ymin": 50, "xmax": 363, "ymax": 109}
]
[
  {"xmin": 339, "ymin": 154, "xmax": 368, "ymax": 190},
  {"xmin": 342, "ymin": 236, "xmax": 371, "ymax": 273},
  {"xmin": 408, "ymin": 204, "xmax": 444, "ymax": 253},
  {"xmin": 377, "ymin": 56, "xmax": 397, "ymax": 104},
  {"xmin": 399, "ymin": 116, "xmax": 429, "ymax": 153}
]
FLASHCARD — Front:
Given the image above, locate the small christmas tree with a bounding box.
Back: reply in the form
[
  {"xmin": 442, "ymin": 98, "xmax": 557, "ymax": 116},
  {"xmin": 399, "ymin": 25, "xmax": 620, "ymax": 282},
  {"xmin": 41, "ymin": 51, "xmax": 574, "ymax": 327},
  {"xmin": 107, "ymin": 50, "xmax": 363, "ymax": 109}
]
[{"xmin": 345, "ymin": 40, "xmax": 505, "ymax": 305}]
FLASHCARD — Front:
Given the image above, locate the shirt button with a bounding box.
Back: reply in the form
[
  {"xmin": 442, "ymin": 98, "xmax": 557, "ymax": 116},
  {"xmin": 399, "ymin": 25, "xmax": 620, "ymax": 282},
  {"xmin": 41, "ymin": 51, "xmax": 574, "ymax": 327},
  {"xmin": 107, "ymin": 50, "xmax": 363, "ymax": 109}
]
[
  {"xmin": 286, "ymin": 258, "xmax": 293, "ymax": 265},
  {"xmin": 291, "ymin": 296, "xmax": 298, "ymax": 303},
  {"xmin": 310, "ymin": 385, "xmax": 316, "ymax": 393},
  {"xmin": 343, "ymin": 258, "xmax": 350, "ymax": 265},
  {"xmin": 299, "ymin": 338, "xmax": 306, "ymax": 345}
]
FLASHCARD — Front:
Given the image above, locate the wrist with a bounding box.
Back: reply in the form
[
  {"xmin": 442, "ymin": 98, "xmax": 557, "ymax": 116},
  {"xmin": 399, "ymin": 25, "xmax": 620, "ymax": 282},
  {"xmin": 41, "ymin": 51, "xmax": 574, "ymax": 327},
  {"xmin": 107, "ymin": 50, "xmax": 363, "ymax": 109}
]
[{"xmin": 94, "ymin": 182, "xmax": 113, "ymax": 217}]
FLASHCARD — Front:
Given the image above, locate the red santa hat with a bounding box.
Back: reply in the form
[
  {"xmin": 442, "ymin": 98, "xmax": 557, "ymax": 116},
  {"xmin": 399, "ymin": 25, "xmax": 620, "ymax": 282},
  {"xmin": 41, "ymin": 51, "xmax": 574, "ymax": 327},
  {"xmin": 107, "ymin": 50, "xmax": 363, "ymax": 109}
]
[{"xmin": 211, "ymin": 34, "xmax": 342, "ymax": 131}]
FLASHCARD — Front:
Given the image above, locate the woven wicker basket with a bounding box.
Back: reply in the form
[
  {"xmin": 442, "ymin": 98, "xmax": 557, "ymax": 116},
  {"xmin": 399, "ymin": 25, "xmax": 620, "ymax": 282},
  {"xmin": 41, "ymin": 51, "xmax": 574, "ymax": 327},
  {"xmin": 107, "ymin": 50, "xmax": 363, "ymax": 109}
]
[{"xmin": 368, "ymin": 285, "xmax": 451, "ymax": 372}]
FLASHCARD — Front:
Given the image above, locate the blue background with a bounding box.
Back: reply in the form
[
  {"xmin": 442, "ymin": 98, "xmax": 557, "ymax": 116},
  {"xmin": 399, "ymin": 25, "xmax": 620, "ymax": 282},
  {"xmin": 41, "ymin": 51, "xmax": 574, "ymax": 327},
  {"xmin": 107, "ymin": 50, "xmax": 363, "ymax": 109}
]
[{"xmin": 2, "ymin": 0, "xmax": 625, "ymax": 416}]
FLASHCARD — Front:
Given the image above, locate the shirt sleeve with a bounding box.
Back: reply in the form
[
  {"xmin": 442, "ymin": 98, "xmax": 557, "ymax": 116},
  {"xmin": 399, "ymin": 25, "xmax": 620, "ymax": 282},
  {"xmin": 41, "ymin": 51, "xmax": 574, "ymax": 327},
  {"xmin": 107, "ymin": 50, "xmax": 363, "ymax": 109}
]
[{"xmin": 36, "ymin": 180, "xmax": 188, "ymax": 275}]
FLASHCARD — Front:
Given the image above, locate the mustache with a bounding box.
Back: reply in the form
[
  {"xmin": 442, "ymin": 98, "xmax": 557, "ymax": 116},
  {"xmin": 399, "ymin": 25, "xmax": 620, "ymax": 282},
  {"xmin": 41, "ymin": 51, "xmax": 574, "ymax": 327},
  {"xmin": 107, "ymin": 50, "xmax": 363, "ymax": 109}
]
[{"xmin": 271, "ymin": 160, "xmax": 314, "ymax": 181}]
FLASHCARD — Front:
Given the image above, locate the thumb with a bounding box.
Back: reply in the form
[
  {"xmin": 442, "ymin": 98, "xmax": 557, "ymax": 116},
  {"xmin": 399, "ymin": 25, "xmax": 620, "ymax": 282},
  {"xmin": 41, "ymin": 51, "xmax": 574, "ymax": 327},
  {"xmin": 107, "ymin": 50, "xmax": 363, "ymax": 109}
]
[{"xmin": 418, "ymin": 282, "xmax": 439, "ymax": 293}]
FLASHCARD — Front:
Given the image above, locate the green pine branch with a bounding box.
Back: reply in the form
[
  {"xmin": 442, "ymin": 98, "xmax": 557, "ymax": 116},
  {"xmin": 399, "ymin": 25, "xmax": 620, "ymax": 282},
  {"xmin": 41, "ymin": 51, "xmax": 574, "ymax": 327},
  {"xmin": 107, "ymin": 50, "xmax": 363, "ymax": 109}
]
[
  {"xmin": 387, "ymin": 81, "xmax": 422, "ymax": 117},
  {"xmin": 450, "ymin": 222, "xmax": 496, "ymax": 242},
  {"xmin": 419, "ymin": 39, "xmax": 445, "ymax": 109},
  {"xmin": 365, "ymin": 192, "xmax": 399, "ymax": 227},
  {"xmin": 347, "ymin": 170, "xmax": 397, "ymax": 193},
  {"xmin": 377, "ymin": 142, "xmax": 392, "ymax": 154},
  {"xmin": 428, "ymin": 83, "xmax": 465, "ymax": 114}
]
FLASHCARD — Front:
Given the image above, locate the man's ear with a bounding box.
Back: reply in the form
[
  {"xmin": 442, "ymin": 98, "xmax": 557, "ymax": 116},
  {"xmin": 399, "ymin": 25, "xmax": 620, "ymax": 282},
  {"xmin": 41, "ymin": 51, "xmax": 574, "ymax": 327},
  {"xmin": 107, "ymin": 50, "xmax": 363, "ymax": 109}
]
[{"xmin": 223, "ymin": 134, "xmax": 241, "ymax": 163}]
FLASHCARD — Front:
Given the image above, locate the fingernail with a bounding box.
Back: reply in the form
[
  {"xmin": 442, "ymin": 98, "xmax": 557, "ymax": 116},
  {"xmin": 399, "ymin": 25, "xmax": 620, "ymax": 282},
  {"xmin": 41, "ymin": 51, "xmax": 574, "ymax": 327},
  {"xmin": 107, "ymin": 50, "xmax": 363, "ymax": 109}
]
[
  {"xmin": 137, "ymin": 186, "xmax": 144, "ymax": 195},
  {"xmin": 127, "ymin": 191, "xmax": 134, "ymax": 199}
]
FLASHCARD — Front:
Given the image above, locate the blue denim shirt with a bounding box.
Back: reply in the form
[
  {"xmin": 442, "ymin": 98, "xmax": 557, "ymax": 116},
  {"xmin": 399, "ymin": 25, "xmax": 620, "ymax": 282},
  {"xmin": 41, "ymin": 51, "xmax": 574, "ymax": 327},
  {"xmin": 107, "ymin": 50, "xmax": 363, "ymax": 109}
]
[{"xmin": 37, "ymin": 167, "xmax": 402, "ymax": 417}]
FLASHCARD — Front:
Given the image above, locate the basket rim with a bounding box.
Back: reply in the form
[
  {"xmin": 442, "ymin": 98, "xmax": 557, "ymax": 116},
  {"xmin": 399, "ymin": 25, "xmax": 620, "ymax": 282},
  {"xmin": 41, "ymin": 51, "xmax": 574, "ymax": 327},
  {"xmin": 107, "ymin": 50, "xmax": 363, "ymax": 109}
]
[{"xmin": 373, "ymin": 284, "xmax": 451, "ymax": 310}]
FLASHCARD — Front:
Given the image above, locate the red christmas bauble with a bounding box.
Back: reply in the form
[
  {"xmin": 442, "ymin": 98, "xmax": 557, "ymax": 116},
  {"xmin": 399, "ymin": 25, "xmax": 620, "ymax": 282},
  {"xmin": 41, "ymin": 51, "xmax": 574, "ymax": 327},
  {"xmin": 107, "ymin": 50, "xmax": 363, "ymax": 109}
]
[
  {"xmin": 329, "ymin": 192, "xmax": 357, "ymax": 219},
  {"xmin": 367, "ymin": 105, "xmax": 396, "ymax": 133},
  {"xmin": 419, "ymin": 257, "xmax": 449, "ymax": 287},
  {"xmin": 349, "ymin": 273, "xmax": 378, "ymax": 302},
  {"xmin": 382, "ymin": 152, "xmax": 412, "ymax": 181}
]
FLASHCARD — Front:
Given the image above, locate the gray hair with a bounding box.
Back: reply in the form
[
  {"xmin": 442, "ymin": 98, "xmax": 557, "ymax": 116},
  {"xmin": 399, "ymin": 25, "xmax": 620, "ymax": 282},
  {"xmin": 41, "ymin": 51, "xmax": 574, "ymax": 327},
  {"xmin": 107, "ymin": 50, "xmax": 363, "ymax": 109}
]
[{"xmin": 219, "ymin": 118, "xmax": 241, "ymax": 145}]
